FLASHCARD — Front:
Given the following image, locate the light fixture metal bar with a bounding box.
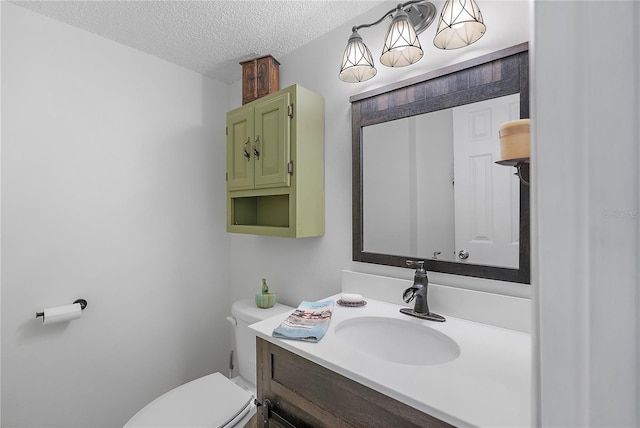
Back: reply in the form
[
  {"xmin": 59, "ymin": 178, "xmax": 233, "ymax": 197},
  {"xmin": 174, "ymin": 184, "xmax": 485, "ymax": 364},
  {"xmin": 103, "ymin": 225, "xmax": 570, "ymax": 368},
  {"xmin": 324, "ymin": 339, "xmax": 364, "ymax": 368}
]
[{"xmin": 352, "ymin": 0, "xmax": 433, "ymax": 34}]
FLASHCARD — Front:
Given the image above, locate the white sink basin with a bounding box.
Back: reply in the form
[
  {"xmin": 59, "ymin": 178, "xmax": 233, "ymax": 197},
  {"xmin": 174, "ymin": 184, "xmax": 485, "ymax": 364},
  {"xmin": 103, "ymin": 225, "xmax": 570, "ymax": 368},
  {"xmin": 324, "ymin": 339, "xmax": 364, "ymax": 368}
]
[{"xmin": 333, "ymin": 316, "xmax": 460, "ymax": 366}]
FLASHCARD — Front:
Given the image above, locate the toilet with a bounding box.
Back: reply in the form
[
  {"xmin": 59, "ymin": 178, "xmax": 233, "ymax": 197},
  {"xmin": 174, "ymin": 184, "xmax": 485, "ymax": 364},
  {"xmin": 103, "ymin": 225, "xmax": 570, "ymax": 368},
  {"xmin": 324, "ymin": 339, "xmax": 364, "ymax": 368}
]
[{"xmin": 124, "ymin": 299, "xmax": 293, "ymax": 428}]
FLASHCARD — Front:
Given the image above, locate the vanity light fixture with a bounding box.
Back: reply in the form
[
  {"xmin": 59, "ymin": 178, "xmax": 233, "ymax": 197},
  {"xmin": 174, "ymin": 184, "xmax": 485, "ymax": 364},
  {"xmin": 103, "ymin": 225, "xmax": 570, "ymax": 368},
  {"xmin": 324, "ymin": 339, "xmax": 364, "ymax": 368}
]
[
  {"xmin": 339, "ymin": 0, "xmax": 486, "ymax": 83},
  {"xmin": 433, "ymin": 0, "xmax": 486, "ymax": 50},
  {"xmin": 339, "ymin": 30, "xmax": 377, "ymax": 83},
  {"xmin": 379, "ymin": 7, "xmax": 423, "ymax": 67}
]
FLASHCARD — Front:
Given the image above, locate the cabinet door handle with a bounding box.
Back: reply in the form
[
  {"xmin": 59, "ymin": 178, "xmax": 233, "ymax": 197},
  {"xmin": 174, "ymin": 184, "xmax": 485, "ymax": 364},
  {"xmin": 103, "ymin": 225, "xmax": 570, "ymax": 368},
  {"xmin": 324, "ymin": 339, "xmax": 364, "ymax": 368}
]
[
  {"xmin": 254, "ymin": 136, "xmax": 260, "ymax": 160},
  {"xmin": 243, "ymin": 138, "xmax": 251, "ymax": 161}
]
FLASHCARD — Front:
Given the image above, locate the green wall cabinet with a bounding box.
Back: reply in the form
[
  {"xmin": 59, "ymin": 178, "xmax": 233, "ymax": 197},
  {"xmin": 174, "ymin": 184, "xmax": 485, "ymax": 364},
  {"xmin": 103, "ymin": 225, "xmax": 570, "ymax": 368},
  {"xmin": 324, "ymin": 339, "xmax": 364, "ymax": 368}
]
[{"xmin": 226, "ymin": 84, "xmax": 324, "ymax": 237}]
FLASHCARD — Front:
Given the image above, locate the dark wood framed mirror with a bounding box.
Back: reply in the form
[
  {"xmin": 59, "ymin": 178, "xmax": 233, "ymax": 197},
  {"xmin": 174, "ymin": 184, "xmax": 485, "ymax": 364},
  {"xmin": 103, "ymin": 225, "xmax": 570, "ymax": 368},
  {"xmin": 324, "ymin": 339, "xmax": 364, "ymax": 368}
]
[{"xmin": 351, "ymin": 43, "xmax": 529, "ymax": 283}]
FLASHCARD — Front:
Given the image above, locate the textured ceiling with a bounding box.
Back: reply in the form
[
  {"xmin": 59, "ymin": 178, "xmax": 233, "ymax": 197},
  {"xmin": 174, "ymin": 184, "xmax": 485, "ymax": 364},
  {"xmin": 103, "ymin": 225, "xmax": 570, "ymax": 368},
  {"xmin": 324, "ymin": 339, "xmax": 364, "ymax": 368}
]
[{"xmin": 11, "ymin": 0, "xmax": 384, "ymax": 83}]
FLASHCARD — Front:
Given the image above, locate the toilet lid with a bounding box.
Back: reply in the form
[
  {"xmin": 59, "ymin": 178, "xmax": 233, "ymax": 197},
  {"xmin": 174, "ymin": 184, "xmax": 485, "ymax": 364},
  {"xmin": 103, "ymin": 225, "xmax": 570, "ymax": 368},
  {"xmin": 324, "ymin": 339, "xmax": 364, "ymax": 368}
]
[{"xmin": 124, "ymin": 372, "xmax": 253, "ymax": 428}]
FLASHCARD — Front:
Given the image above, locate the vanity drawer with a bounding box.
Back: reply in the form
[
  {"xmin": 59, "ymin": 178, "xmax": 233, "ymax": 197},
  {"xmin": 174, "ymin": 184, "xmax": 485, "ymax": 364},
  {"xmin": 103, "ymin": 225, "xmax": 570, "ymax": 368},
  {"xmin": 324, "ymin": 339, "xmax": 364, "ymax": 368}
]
[{"xmin": 256, "ymin": 338, "xmax": 452, "ymax": 428}]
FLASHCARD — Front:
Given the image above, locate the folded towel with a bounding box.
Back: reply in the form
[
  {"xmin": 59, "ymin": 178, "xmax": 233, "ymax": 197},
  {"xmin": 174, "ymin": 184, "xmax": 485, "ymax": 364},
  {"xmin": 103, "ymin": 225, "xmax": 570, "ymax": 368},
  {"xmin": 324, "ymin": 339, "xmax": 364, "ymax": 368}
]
[{"xmin": 272, "ymin": 299, "xmax": 334, "ymax": 343}]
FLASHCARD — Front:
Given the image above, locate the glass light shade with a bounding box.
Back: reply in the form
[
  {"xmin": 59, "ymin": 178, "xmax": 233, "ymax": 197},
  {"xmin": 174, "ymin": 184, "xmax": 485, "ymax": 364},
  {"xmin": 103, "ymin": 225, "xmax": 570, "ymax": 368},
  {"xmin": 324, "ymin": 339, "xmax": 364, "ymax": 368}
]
[
  {"xmin": 339, "ymin": 30, "xmax": 377, "ymax": 83},
  {"xmin": 380, "ymin": 9, "xmax": 423, "ymax": 67},
  {"xmin": 433, "ymin": 0, "xmax": 486, "ymax": 50}
]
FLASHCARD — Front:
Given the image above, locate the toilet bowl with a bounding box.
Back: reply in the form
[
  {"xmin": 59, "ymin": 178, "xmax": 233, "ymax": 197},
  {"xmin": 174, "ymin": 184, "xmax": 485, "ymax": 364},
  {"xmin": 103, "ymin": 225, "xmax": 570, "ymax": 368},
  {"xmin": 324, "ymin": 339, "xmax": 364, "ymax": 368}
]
[{"xmin": 124, "ymin": 300, "xmax": 293, "ymax": 428}]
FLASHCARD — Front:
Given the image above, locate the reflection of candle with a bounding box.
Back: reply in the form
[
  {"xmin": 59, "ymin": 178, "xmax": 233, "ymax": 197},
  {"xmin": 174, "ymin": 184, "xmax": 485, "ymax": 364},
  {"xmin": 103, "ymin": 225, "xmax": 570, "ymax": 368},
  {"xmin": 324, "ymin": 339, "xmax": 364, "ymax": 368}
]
[{"xmin": 499, "ymin": 119, "xmax": 530, "ymax": 161}]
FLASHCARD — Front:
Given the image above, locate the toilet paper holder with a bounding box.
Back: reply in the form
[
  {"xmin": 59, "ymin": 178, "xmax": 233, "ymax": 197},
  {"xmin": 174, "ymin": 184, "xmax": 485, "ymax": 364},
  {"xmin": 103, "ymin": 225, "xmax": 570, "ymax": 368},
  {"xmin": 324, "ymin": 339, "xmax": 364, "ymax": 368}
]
[{"xmin": 36, "ymin": 299, "xmax": 88, "ymax": 319}]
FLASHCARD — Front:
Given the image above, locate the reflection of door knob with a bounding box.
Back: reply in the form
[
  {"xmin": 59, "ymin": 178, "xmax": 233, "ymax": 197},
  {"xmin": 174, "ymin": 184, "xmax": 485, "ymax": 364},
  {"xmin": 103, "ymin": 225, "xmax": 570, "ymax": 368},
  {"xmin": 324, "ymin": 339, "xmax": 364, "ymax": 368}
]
[{"xmin": 458, "ymin": 250, "xmax": 470, "ymax": 260}]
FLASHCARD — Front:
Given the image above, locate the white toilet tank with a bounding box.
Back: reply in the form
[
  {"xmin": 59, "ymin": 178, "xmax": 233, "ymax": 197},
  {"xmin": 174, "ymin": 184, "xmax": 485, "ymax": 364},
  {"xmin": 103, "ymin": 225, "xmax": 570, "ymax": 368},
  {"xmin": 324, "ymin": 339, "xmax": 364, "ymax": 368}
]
[{"xmin": 231, "ymin": 299, "xmax": 292, "ymax": 387}]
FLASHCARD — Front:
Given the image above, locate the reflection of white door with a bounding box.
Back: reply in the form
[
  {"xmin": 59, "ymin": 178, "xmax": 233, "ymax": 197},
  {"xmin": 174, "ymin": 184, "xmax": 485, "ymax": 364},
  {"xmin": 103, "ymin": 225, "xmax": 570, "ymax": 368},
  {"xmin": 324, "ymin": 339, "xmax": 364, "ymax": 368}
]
[{"xmin": 453, "ymin": 94, "xmax": 520, "ymax": 268}]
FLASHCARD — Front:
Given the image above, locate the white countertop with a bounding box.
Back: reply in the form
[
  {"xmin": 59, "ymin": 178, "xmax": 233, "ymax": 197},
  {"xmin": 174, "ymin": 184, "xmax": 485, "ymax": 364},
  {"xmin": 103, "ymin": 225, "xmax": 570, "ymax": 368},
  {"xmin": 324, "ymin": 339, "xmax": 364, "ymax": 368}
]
[{"xmin": 250, "ymin": 295, "xmax": 531, "ymax": 428}]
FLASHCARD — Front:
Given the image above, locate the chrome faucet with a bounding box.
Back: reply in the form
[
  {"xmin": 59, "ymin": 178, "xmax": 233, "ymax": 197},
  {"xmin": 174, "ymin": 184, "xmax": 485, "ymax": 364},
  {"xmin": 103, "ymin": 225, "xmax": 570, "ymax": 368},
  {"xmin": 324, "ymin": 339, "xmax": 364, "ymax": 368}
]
[{"xmin": 400, "ymin": 260, "xmax": 446, "ymax": 322}]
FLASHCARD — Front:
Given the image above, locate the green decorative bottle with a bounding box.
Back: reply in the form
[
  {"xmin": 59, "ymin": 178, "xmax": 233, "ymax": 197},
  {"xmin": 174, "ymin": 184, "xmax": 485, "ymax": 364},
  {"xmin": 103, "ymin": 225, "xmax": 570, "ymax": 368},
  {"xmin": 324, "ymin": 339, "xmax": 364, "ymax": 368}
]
[{"xmin": 255, "ymin": 278, "xmax": 277, "ymax": 308}]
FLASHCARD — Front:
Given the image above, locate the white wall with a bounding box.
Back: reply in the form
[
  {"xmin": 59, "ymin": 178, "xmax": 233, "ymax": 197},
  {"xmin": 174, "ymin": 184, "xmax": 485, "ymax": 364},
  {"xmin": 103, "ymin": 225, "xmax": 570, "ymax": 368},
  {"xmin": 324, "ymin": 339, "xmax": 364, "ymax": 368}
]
[
  {"xmin": 532, "ymin": 1, "xmax": 640, "ymax": 426},
  {"xmin": 0, "ymin": 2, "xmax": 3, "ymax": 425},
  {"xmin": 227, "ymin": 0, "xmax": 532, "ymax": 307},
  {"xmin": 1, "ymin": 4, "xmax": 230, "ymax": 427},
  {"xmin": 362, "ymin": 118, "xmax": 412, "ymax": 255}
]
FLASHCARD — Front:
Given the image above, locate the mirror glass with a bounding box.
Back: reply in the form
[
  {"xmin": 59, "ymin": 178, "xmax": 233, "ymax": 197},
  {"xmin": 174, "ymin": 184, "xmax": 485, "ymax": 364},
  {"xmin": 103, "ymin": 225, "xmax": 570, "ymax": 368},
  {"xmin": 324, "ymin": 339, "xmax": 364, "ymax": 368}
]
[
  {"xmin": 362, "ymin": 93, "xmax": 521, "ymax": 268},
  {"xmin": 351, "ymin": 43, "xmax": 529, "ymax": 283}
]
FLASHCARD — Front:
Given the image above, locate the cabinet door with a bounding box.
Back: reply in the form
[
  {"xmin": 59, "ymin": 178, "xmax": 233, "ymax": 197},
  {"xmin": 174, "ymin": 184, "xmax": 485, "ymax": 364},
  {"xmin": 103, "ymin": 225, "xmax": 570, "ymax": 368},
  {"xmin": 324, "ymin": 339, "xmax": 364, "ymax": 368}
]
[
  {"xmin": 254, "ymin": 92, "xmax": 291, "ymax": 189},
  {"xmin": 227, "ymin": 107, "xmax": 255, "ymax": 191},
  {"xmin": 257, "ymin": 338, "xmax": 452, "ymax": 428},
  {"xmin": 256, "ymin": 56, "xmax": 279, "ymax": 99},
  {"xmin": 241, "ymin": 61, "xmax": 257, "ymax": 105}
]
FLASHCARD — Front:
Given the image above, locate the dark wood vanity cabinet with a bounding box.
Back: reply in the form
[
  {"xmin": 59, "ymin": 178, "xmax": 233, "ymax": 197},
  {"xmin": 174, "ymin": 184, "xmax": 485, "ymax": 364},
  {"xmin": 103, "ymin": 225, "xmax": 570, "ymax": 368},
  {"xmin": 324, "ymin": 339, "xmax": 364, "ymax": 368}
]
[{"xmin": 256, "ymin": 338, "xmax": 453, "ymax": 428}]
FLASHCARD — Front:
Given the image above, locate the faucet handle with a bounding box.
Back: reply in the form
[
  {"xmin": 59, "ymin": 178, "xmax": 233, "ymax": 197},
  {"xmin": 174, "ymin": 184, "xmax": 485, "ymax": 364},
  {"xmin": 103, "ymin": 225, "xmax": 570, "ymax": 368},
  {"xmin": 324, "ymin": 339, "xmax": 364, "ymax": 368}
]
[
  {"xmin": 406, "ymin": 260, "xmax": 427, "ymax": 278},
  {"xmin": 402, "ymin": 286, "xmax": 419, "ymax": 303},
  {"xmin": 406, "ymin": 260, "xmax": 424, "ymax": 269}
]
